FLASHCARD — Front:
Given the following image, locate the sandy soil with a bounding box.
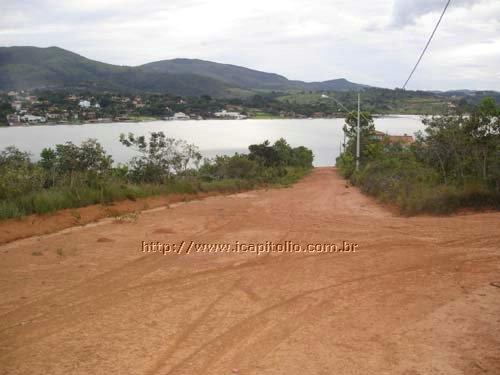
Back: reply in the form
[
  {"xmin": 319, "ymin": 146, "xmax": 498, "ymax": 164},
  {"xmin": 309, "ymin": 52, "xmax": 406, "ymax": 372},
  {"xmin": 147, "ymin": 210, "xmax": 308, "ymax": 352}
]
[{"xmin": 0, "ymin": 168, "xmax": 499, "ymax": 375}]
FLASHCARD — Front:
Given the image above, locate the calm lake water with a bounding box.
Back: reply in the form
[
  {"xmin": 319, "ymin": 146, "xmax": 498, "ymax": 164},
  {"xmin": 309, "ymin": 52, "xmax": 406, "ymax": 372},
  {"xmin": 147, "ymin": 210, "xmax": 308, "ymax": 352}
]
[{"xmin": 0, "ymin": 116, "xmax": 425, "ymax": 167}]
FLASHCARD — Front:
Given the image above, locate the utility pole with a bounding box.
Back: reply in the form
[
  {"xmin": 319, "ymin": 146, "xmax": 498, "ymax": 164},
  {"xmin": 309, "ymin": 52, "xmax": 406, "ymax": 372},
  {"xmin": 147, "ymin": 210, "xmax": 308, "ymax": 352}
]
[
  {"xmin": 356, "ymin": 93, "xmax": 360, "ymax": 171},
  {"xmin": 343, "ymin": 130, "xmax": 346, "ymax": 154}
]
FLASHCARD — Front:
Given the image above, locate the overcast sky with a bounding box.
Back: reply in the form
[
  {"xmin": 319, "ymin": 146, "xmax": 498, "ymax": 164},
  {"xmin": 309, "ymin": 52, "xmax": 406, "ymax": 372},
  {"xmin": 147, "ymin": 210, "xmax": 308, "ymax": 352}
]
[{"xmin": 1, "ymin": 0, "xmax": 499, "ymax": 90}]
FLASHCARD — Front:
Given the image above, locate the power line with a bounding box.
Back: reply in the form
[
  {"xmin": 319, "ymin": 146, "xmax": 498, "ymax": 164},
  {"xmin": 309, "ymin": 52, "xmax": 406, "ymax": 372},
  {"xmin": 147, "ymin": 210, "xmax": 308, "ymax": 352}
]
[
  {"xmin": 402, "ymin": 0, "xmax": 452, "ymax": 90},
  {"xmin": 329, "ymin": 93, "xmax": 372, "ymax": 123}
]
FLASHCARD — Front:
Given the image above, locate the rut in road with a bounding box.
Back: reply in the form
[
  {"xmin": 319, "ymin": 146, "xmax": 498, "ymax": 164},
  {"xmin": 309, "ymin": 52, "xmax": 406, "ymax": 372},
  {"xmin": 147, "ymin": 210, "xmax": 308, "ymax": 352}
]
[{"xmin": 0, "ymin": 168, "xmax": 499, "ymax": 375}]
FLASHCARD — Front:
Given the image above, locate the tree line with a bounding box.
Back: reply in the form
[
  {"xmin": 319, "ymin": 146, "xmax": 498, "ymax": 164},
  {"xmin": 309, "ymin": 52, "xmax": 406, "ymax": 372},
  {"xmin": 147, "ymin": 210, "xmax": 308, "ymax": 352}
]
[
  {"xmin": 0, "ymin": 136, "xmax": 313, "ymax": 219},
  {"xmin": 336, "ymin": 97, "xmax": 500, "ymax": 213}
]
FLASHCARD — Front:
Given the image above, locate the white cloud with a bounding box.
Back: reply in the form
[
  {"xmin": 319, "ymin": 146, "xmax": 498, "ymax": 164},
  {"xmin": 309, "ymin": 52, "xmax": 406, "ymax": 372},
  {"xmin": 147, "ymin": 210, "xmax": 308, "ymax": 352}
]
[
  {"xmin": 0, "ymin": 0, "xmax": 499, "ymax": 90},
  {"xmin": 391, "ymin": 0, "xmax": 481, "ymax": 27}
]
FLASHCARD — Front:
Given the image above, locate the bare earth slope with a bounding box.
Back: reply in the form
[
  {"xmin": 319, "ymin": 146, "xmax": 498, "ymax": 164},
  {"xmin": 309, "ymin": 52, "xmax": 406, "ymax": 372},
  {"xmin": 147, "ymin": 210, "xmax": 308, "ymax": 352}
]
[{"xmin": 1, "ymin": 168, "xmax": 499, "ymax": 374}]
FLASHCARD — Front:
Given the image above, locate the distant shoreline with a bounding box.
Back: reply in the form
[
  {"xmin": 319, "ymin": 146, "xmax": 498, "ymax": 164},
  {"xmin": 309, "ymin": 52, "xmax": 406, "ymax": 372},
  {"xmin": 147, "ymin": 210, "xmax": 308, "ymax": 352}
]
[{"xmin": 1, "ymin": 114, "xmax": 424, "ymax": 128}]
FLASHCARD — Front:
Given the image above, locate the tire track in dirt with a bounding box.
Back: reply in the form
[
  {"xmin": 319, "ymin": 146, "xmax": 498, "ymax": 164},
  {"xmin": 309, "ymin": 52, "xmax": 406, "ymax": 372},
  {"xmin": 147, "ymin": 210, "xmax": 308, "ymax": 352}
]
[
  {"xmin": 1, "ymin": 168, "xmax": 499, "ymax": 374},
  {"xmin": 159, "ymin": 258, "xmax": 461, "ymax": 374},
  {"xmin": 144, "ymin": 279, "xmax": 242, "ymax": 375},
  {"xmin": 0, "ymin": 216, "xmax": 252, "ymax": 356}
]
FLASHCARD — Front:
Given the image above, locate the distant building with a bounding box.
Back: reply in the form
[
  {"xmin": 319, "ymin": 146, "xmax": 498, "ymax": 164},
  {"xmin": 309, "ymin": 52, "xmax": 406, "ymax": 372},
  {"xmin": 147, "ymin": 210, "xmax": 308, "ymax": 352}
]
[
  {"xmin": 164, "ymin": 112, "xmax": 191, "ymax": 120},
  {"xmin": 133, "ymin": 97, "xmax": 144, "ymax": 108},
  {"xmin": 7, "ymin": 114, "xmax": 21, "ymax": 126},
  {"xmin": 21, "ymin": 114, "xmax": 46, "ymax": 124},
  {"xmin": 83, "ymin": 112, "xmax": 97, "ymax": 120},
  {"xmin": 79, "ymin": 100, "xmax": 91, "ymax": 108},
  {"xmin": 321, "ymin": 93, "xmax": 329, "ymax": 98},
  {"xmin": 214, "ymin": 109, "xmax": 247, "ymax": 120},
  {"xmin": 373, "ymin": 130, "xmax": 386, "ymax": 142},
  {"xmin": 373, "ymin": 130, "xmax": 414, "ymax": 145},
  {"xmin": 388, "ymin": 134, "xmax": 414, "ymax": 145},
  {"xmin": 46, "ymin": 113, "xmax": 61, "ymax": 120},
  {"xmin": 11, "ymin": 101, "xmax": 22, "ymax": 111}
]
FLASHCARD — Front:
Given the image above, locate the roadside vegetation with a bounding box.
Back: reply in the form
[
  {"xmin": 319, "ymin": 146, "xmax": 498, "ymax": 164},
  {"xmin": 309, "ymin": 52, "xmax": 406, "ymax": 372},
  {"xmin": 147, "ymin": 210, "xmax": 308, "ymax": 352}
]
[
  {"xmin": 0, "ymin": 135, "xmax": 313, "ymax": 220},
  {"xmin": 336, "ymin": 97, "xmax": 500, "ymax": 214}
]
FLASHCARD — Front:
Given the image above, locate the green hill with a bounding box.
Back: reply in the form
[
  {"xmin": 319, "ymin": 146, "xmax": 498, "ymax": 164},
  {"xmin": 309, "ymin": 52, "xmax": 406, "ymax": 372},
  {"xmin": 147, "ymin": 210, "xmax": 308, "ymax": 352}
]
[
  {"xmin": 0, "ymin": 46, "xmax": 234, "ymax": 96},
  {"xmin": 141, "ymin": 58, "xmax": 295, "ymax": 91},
  {"xmin": 0, "ymin": 46, "xmax": 367, "ymax": 96}
]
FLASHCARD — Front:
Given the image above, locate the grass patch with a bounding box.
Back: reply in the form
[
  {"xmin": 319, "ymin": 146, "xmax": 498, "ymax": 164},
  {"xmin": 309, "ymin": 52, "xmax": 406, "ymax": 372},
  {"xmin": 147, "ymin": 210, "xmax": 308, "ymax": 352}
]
[
  {"xmin": 249, "ymin": 111, "xmax": 281, "ymax": 119},
  {"xmin": 0, "ymin": 167, "xmax": 311, "ymax": 220},
  {"xmin": 342, "ymin": 158, "xmax": 500, "ymax": 215}
]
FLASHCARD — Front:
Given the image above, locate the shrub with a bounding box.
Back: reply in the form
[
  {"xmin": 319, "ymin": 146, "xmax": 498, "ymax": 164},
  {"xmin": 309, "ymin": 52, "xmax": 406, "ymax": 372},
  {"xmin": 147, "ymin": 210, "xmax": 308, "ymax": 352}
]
[
  {"xmin": 0, "ymin": 146, "xmax": 44, "ymax": 199},
  {"xmin": 0, "ymin": 137, "xmax": 314, "ymax": 220},
  {"xmin": 119, "ymin": 132, "xmax": 201, "ymax": 183}
]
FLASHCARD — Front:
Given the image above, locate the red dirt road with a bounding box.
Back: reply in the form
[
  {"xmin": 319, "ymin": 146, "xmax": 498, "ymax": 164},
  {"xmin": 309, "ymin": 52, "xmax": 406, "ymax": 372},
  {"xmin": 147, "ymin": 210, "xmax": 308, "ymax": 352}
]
[{"xmin": 1, "ymin": 168, "xmax": 499, "ymax": 374}]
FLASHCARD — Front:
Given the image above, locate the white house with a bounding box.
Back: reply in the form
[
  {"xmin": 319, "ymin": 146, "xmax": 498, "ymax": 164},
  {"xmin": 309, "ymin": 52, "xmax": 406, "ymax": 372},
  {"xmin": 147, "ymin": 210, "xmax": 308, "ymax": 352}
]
[
  {"xmin": 78, "ymin": 100, "xmax": 91, "ymax": 108},
  {"xmin": 214, "ymin": 109, "xmax": 247, "ymax": 120},
  {"xmin": 11, "ymin": 101, "xmax": 22, "ymax": 111},
  {"xmin": 165, "ymin": 112, "xmax": 190, "ymax": 120},
  {"xmin": 21, "ymin": 114, "xmax": 46, "ymax": 124},
  {"xmin": 7, "ymin": 114, "xmax": 21, "ymax": 126}
]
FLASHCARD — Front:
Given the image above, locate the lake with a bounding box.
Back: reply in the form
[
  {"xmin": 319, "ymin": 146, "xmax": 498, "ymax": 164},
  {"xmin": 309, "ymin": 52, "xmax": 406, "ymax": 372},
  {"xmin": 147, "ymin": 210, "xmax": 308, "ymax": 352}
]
[{"xmin": 0, "ymin": 116, "xmax": 425, "ymax": 167}]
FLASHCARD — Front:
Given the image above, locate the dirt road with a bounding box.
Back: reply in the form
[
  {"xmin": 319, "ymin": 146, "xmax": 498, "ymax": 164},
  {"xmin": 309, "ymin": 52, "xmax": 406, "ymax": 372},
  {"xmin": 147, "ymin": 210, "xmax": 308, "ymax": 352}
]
[{"xmin": 1, "ymin": 168, "xmax": 499, "ymax": 374}]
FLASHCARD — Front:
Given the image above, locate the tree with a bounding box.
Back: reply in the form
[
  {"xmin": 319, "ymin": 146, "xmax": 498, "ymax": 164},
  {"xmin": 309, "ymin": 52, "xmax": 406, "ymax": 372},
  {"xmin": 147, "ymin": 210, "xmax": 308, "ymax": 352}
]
[
  {"xmin": 40, "ymin": 139, "xmax": 113, "ymax": 187},
  {"xmin": 248, "ymin": 140, "xmax": 280, "ymax": 167},
  {"xmin": 119, "ymin": 132, "xmax": 201, "ymax": 182},
  {"xmin": 342, "ymin": 111, "xmax": 375, "ymax": 140},
  {"xmin": 415, "ymin": 97, "xmax": 499, "ymax": 189},
  {"xmin": 0, "ymin": 147, "xmax": 44, "ymax": 199},
  {"xmin": 0, "ymin": 100, "xmax": 12, "ymax": 126},
  {"xmin": 342, "ymin": 111, "xmax": 376, "ymax": 166},
  {"xmin": 465, "ymin": 97, "xmax": 500, "ymax": 182},
  {"xmin": 273, "ymin": 138, "xmax": 293, "ymax": 166}
]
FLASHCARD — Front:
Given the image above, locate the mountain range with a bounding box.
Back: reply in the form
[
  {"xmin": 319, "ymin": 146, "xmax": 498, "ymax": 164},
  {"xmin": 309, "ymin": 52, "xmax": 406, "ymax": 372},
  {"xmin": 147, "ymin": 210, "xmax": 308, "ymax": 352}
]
[{"xmin": 0, "ymin": 46, "xmax": 368, "ymax": 96}]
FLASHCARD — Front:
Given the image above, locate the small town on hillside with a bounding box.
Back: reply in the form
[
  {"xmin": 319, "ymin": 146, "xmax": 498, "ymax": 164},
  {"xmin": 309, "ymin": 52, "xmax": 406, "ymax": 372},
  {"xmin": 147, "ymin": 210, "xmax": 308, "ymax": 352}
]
[
  {"xmin": 0, "ymin": 90, "xmax": 417, "ymax": 144},
  {"xmin": 1, "ymin": 86, "xmax": 473, "ymax": 129},
  {"xmin": 0, "ymin": 89, "xmax": 427, "ymax": 146},
  {"xmin": 1, "ymin": 90, "xmax": 255, "ymax": 126}
]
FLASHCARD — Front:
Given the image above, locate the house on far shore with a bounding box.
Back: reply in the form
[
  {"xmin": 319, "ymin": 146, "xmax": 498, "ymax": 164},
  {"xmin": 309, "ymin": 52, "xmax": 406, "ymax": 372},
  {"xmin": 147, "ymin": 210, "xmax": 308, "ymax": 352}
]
[
  {"xmin": 165, "ymin": 112, "xmax": 190, "ymax": 121},
  {"xmin": 79, "ymin": 100, "xmax": 91, "ymax": 108},
  {"xmin": 373, "ymin": 130, "xmax": 414, "ymax": 146},
  {"xmin": 20, "ymin": 114, "xmax": 46, "ymax": 124},
  {"xmin": 373, "ymin": 130, "xmax": 386, "ymax": 142},
  {"xmin": 214, "ymin": 109, "xmax": 247, "ymax": 120},
  {"xmin": 7, "ymin": 114, "xmax": 21, "ymax": 126},
  {"xmin": 388, "ymin": 134, "xmax": 414, "ymax": 145}
]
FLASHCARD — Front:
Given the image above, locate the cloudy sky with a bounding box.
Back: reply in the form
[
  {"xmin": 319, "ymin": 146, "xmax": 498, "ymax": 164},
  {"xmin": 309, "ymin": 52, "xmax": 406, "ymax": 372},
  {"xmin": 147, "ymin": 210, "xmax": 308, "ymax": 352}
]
[{"xmin": 1, "ymin": 0, "xmax": 499, "ymax": 90}]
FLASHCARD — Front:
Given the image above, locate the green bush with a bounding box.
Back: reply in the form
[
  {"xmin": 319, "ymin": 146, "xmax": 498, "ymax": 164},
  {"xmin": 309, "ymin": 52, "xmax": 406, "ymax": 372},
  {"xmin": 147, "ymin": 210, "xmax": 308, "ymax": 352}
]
[
  {"xmin": 0, "ymin": 146, "xmax": 45, "ymax": 199},
  {"xmin": 0, "ymin": 137, "xmax": 314, "ymax": 220},
  {"xmin": 337, "ymin": 98, "xmax": 500, "ymax": 214}
]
